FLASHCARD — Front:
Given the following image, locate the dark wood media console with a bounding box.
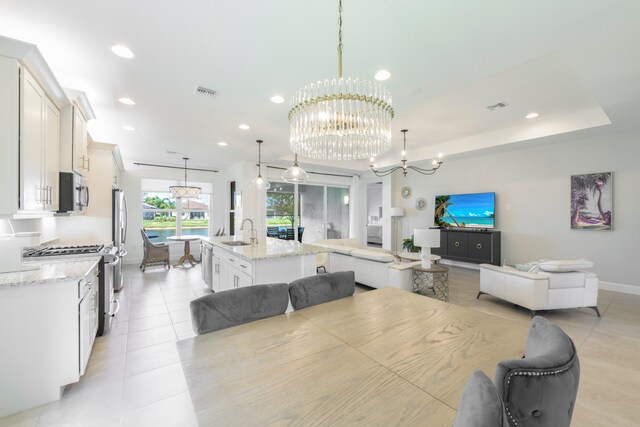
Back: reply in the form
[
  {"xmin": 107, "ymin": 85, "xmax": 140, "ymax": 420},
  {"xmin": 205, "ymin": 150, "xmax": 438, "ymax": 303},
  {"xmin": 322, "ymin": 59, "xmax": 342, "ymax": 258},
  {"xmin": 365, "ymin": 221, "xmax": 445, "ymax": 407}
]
[{"xmin": 431, "ymin": 229, "xmax": 501, "ymax": 266}]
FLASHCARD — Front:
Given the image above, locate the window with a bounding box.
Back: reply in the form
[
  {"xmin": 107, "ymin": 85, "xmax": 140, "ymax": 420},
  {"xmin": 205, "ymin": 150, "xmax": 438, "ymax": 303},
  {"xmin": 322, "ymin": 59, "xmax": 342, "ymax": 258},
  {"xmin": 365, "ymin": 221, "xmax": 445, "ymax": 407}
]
[
  {"xmin": 266, "ymin": 183, "xmax": 297, "ymax": 228},
  {"xmin": 142, "ymin": 192, "xmax": 210, "ymax": 243}
]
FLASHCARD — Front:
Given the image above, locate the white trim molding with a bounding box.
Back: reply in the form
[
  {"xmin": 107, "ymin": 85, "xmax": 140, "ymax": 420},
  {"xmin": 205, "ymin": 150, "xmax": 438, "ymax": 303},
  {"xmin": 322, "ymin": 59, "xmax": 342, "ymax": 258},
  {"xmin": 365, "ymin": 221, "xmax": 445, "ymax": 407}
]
[{"xmin": 599, "ymin": 281, "xmax": 640, "ymax": 296}]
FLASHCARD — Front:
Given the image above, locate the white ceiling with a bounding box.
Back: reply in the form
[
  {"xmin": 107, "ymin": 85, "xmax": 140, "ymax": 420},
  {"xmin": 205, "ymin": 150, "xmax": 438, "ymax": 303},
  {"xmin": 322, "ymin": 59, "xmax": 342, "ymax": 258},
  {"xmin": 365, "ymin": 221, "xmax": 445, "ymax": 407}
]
[{"xmin": 0, "ymin": 0, "xmax": 639, "ymax": 172}]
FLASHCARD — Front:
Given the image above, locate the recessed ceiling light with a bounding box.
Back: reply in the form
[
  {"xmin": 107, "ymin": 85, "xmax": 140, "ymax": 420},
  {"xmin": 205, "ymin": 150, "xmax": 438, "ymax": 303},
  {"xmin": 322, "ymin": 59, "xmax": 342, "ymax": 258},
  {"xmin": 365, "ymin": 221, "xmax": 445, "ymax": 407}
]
[
  {"xmin": 122, "ymin": 125, "xmax": 136, "ymax": 131},
  {"xmin": 218, "ymin": 142, "xmax": 228, "ymax": 147},
  {"xmin": 374, "ymin": 70, "xmax": 391, "ymax": 81},
  {"xmin": 270, "ymin": 95, "xmax": 285, "ymax": 104},
  {"xmin": 118, "ymin": 97, "xmax": 136, "ymax": 105},
  {"xmin": 526, "ymin": 112, "xmax": 539, "ymax": 119},
  {"xmin": 238, "ymin": 124, "xmax": 250, "ymax": 130},
  {"xmin": 111, "ymin": 44, "xmax": 134, "ymax": 59}
]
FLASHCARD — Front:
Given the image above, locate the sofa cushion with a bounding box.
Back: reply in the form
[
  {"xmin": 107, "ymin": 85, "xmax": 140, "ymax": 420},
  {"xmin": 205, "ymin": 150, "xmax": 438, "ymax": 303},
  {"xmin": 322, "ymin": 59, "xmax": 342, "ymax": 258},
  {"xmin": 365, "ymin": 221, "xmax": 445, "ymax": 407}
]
[
  {"xmin": 538, "ymin": 271, "xmax": 587, "ymax": 289},
  {"xmin": 350, "ymin": 249, "xmax": 396, "ymax": 263},
  {"xmin": 539, "ymin": 259, "xmax": 594, "ymax": 272}
]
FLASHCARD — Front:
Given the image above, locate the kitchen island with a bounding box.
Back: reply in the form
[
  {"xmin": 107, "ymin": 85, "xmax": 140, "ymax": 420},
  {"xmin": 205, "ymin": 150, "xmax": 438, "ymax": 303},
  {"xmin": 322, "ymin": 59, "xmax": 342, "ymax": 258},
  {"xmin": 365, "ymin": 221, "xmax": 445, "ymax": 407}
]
[{"xmin": 199, "ymin": 236, "xmax": 327, "ymax": 292}]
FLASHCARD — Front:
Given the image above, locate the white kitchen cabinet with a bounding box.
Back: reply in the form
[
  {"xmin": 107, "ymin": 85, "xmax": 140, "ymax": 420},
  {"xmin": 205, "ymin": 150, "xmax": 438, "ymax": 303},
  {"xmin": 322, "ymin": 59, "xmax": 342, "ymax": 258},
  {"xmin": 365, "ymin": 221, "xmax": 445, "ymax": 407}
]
[
  {"xmin": 44, "ymin": 97, "xmax": 60, "ymax": 211},
  {"xmin": 0, "ymin": 258, "xmax": 101, "ymax": 418},
  {"xmin": 218, "ymin": 255, "xmax": 231, "ymax": 291},
  {"xmin": 19, "ymin": 67, "xmax": 60, "ymax": 213},
  {"xmin": 212, "ymin": 254, "xmax": 222, "ymax": 292},
  {"xmin": 235, "ymin": 270, "xmax": 253, "ymax": 288},
  {"xmin": 79, "ymin": 278, "xmax": 99, "ymax": 376},
  {"xmin": 20, "ymin": 67, "xmax": 45, "ymax": 212},
  {"xmin": 60, "ymin": 102, "xmax": 89, "ymax": 177},
  {"xmin": 213, "ymin": 247, "xmax": 255, "ymax": 290},
  {"xmin": 0, "ymin": 56, "xmax": 61, "ymax": 216}
]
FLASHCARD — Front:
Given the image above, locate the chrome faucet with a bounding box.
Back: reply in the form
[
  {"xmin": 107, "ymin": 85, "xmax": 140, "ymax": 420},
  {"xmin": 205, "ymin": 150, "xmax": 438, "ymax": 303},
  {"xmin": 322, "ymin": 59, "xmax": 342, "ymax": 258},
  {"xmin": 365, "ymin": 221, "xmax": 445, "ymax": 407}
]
[{"xmin": 240, "ymin": 218, "xmax": 258, "ymax": 245}]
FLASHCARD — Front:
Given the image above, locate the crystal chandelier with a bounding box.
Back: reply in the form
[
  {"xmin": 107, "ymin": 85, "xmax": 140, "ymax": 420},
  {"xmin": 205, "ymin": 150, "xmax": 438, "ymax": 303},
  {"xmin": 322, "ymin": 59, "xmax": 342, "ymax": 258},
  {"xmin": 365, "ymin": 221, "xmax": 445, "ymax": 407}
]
[
  {"xmin": 169, "ymin": 157, "xmax": 201, "ymax": 198},
  {"xmin": 281, "ymin": 153, "xmax": 309, "ymax": 183},
  {"xmin": 251, "ymin": 140, "xmax": 271, "ymax": 190},
  {"xmin": 288, "ymin": 0, "xmax": 394, "ymax": 161},
  {"xmin": 370, "ymin": 129, "xmax": 443, "ymax": 177}
]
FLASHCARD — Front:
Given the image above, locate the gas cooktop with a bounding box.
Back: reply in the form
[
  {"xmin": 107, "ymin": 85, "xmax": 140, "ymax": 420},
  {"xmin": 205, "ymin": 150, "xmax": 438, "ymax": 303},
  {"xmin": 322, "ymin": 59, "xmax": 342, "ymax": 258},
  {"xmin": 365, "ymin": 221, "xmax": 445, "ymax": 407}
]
[{"xmin": 23, "ymin": 244, "xmax": 105, "ymax": 258}]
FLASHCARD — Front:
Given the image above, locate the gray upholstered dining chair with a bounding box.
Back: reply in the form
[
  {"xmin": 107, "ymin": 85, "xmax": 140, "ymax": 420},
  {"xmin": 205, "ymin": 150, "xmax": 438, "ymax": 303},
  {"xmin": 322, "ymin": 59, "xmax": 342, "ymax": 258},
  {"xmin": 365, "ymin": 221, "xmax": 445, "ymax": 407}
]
[
  {"xmin": 494, "ymin": 316, "xmax": 580, "ymax": 427},
  {"xmin": 453, "ymin": 370, "xmax": 509, "ymax": 427},
  {"xmin": 288, "ymin": 271, "xmax": 355, "ymax": 310},
  {"xmin": 189, "ymin": 283, "xmax": 289, "ymax": 335}
]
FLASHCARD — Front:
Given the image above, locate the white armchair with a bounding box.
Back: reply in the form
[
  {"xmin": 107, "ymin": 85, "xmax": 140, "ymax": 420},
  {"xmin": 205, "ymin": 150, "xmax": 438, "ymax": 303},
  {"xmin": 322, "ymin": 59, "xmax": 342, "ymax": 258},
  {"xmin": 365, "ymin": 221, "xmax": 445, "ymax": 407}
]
[{"xmin": 478, "ymin": 263, "xmax": 600, "ymax": 316}]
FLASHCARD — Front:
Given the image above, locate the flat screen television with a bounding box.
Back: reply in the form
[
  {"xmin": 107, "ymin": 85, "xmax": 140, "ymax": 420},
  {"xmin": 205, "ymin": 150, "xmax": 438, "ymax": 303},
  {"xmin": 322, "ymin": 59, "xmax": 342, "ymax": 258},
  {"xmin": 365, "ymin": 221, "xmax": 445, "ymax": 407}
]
[{"xmin": 434, "ymin": 192, "xmax": 495, "ymax": 229}]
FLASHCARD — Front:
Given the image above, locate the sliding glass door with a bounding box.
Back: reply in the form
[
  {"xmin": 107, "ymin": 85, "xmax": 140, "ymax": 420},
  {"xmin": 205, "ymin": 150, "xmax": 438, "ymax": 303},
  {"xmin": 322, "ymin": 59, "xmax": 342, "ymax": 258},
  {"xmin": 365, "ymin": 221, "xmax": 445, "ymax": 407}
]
[
  {"xmin": 266, "ymin": 182, "xmax": 349, "ymax": 243},
  {"xmin": 326, "ymin": 187, "xmax": 349, "ymax": 239},
  {"xmin": 298, "ymin": 184, "xmax": 325, "ymax": 243}
]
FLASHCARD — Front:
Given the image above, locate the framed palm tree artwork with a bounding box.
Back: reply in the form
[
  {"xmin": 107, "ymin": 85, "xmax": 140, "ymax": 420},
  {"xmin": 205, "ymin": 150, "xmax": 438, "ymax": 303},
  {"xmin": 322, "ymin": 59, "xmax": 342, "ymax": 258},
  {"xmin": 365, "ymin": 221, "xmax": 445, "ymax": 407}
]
[{"xmin": 570, "ymin": 172, "xmax": 613, "ymax": 230}]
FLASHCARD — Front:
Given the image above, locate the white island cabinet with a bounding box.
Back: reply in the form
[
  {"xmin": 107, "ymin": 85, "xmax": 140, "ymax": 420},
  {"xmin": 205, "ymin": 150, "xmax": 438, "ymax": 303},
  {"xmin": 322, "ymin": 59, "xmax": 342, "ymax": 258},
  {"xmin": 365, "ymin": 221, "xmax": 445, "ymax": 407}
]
[
  {"xmin": 200, "ymin": 236, "xmax": 327, "ymax": 292},
  {"xmin": 0, "ymin": 257, "xmax": 101, "ymax": 418}
]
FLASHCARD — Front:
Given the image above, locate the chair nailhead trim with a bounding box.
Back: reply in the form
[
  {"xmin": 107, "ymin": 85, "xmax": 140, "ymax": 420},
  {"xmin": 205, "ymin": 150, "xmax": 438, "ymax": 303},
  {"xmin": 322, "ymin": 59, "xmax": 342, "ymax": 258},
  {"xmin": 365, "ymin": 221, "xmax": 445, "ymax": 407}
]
[{"xmin": 504, "ymin": 363, "xmax": 574, "ymax": 427}]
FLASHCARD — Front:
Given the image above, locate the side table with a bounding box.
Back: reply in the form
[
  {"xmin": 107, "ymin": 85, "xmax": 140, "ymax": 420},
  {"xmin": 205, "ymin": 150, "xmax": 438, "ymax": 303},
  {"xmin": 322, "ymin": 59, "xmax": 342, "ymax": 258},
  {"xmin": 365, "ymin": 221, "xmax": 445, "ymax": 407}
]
[
  {"xmin": 167, "ymin": 235, "xmax": 201, "ymax": 267},
  {"xmin": 412, "ymin": 264, "xmax": 449, "ymax": 302}
]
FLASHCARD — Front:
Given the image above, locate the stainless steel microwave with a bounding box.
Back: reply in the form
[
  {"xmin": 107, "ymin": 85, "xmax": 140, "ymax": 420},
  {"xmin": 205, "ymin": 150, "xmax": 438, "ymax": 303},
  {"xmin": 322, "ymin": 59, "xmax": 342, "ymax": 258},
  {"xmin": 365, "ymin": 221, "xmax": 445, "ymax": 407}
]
[{"xmin": 58, "ymin": 172, "xmax": 89, "ymax": 212}]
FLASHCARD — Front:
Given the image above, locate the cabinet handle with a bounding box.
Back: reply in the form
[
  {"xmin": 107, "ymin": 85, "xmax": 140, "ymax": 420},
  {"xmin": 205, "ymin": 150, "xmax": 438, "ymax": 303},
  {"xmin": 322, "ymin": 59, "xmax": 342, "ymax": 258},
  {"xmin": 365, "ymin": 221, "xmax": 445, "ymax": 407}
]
[
  {"xmin": 228, "ymin": 258, "xmax": 234, "ymax": 262},
  {"xmin": 47, "ymin": 186, "xmax": 52, "ymax": 205},
  {"xmin": 476, "ymin": 243, "xmax": 483, "ymax": 250},
  {"xmin": 85, "ymin": 157, "xmax": 90, "ymax": 171},
  {"xmin": 454, "ymin": 241, "xmax": 460, "ymax": 248},
  {"xmin": 240, "ymin": 264, "xmax": 247, "ymax": 269}
]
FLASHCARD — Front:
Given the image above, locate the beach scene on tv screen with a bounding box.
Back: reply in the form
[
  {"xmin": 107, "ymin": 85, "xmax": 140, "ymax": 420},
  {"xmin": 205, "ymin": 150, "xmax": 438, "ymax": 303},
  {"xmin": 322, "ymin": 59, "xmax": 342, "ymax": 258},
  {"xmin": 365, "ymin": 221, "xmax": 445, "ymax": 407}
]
[{"xmin": 435, "ymin": 192, "xmax": 495, "ymax": 228}]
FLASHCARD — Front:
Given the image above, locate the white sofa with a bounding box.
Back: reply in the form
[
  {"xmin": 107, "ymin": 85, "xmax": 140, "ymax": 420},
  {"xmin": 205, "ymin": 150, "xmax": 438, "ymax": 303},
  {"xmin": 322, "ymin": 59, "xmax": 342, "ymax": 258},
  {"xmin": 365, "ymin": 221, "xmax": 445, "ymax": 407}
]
[
  {"xmin": 479, "ymin": 263, "xmax": 600, "ymax": 316},
  {"xmin": 311, "ymin": 239, "xmax": 433, "ymax": 291}
]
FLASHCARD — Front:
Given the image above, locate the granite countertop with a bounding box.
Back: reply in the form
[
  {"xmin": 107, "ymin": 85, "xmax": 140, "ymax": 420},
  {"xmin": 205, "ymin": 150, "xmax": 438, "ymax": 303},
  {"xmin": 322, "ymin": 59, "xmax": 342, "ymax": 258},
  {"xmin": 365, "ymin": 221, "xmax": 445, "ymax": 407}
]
[
  {"xmin": 0, "ymin": 256, "xmax": 101, "ymax": 289},
  {"xmin": 200, "ymin": 236, "xmax": 328, "ymax": 261}
]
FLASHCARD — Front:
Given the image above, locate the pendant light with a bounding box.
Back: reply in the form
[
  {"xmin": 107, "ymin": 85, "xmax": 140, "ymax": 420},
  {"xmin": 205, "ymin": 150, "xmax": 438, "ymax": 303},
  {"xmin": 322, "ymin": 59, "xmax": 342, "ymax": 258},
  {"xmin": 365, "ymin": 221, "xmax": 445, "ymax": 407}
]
[
  {"xmin": 281, "ymin": 153, "xmax": 309, "ymax": 184},
  {"xmin": 251, "ymin": 140, "xmax": 271, "ymax": 190},
  {"xmin": 288, "ymin": 0, "xmax": 394, "ymax": 160},
  {"xmin": 169, "ymin": 157, "xmax": 201, "ymax": 198}
]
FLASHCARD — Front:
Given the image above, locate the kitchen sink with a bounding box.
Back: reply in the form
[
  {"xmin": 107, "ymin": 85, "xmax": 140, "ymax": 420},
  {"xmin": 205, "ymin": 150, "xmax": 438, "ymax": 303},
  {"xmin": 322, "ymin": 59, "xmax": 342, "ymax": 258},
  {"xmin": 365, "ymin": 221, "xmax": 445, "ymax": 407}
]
[{"xmin": 221, "ymin": 241, "xmax": 252, "ymax": 246}]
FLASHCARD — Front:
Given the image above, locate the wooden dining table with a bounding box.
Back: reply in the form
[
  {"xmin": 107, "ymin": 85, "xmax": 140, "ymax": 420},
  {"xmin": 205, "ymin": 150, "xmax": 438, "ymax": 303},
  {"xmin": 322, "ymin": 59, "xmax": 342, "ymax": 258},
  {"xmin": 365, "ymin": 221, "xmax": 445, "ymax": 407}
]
[{"xmin": 176, "ymin": 288, "xmax": 528, "ymax": 426}]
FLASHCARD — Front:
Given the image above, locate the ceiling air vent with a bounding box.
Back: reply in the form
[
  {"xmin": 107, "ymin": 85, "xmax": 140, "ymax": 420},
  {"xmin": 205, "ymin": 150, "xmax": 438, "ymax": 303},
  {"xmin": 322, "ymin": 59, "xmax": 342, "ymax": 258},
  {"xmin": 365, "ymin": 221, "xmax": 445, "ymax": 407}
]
[
  {"xmin": 195, "ymin": 86, "xmax": 217, "ymax": 97},
  {"xmin": 486, "ymin": 102, "xmax": 508, "ymax": 111}
]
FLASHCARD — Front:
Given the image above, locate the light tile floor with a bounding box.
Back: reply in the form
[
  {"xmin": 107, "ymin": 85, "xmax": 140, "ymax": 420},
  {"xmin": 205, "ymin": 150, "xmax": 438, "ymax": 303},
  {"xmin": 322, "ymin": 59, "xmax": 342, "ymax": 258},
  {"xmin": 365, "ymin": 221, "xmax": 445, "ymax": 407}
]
[{"xmin": 1, "ymin": 264, "xmax": 638, "ymax": 426}]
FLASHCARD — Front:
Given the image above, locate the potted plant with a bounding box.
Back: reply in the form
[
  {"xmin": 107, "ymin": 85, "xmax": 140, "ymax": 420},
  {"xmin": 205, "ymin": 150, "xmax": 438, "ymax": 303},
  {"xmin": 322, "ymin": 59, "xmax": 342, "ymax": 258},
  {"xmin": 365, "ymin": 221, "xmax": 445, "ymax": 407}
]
[{"xmin": 402, "ymin": 235, "xmax": 421, "ymax": 253}]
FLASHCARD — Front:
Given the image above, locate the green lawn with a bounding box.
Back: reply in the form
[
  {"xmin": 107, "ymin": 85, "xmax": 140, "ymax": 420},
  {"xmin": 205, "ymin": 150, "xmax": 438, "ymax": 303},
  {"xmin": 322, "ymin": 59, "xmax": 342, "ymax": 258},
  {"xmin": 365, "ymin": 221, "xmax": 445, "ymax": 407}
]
[
  {"xmin": 143, "ymin": 219, "xmax": 208, "ymax": 229},
  {"xmin": 266, "ymin": 217, "xmax": 294, "ymax": 226}
]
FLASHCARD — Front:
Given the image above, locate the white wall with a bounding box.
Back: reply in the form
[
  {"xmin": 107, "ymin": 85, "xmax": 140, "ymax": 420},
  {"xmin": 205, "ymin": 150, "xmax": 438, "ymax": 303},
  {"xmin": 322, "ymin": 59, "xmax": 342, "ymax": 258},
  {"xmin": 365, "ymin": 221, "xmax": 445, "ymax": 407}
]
[{"xmin": 390, "ymin": 129, "xmax": 639, "ymax": 288}]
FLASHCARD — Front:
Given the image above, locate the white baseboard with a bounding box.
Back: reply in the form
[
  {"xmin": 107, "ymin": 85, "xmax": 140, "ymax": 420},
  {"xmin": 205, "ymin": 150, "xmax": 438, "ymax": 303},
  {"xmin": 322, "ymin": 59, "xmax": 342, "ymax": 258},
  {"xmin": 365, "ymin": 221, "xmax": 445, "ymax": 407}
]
[{"xmin": 600, "ymin": 281, "xmax": 640, "ymax": 295}]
